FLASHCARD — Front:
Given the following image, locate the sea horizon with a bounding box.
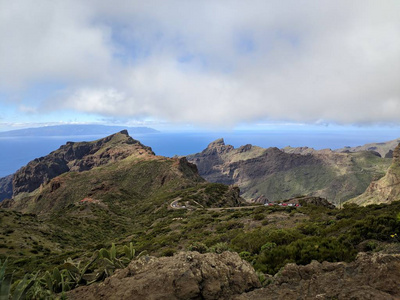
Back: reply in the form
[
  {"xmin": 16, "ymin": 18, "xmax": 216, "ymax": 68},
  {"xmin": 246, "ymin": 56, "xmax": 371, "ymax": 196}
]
[{"xmin": 1, "ymin": 129, "xmax": 399, "ymax": 178}]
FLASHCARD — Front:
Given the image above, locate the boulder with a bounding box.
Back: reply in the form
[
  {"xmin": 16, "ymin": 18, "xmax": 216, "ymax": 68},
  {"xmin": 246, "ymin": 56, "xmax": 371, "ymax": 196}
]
[{"xmin": 67, "ymin": 251, "xmax": 260, "ymax": 300}]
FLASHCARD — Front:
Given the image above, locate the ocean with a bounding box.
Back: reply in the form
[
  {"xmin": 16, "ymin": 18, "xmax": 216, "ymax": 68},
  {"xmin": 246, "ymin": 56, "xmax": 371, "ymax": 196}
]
[{"xmin": 0, "ymin": 129, "xmax": 399, "ymax": 178}]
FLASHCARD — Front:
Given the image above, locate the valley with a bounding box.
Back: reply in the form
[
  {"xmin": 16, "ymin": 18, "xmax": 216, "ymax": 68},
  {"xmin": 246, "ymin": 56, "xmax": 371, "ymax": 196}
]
[{"xmin": 0, "ymin": 131, "xmax": 399, "ymax": 299}]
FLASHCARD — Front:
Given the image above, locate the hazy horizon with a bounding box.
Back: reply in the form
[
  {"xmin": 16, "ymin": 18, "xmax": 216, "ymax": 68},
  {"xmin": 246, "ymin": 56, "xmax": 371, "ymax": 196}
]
[
  {"xmin": 1, "ymin": 123, "xmax": 399, "ymax": 178},
  {"xmin": 1, "ymin": 1, "xmax": 399, "ymax": 132}
]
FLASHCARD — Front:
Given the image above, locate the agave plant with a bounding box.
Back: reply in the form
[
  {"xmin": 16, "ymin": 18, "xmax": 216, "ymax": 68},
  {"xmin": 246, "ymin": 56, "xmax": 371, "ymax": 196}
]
[
  {"xmin": 0, "ymin": 259, "xmax": 12, "ymax": 300},
  {"xmin": 98, "ymin": 243, "xmax": 125, "ymax": 277},
  {"xmin": 62, "ymin": 250, "xmax": 100, "ymax": 286},
  {"xmin": 42, "ymin": 267, "xmax": 70, "ymax": 294},
  {"xmin": 0, "ymin": 259, "xmax": 38, "ymax": 300}
]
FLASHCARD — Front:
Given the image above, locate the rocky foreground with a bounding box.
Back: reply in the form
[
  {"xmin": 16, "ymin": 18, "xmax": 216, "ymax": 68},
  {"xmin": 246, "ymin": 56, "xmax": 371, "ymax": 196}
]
[
  {"xmin": 67, "ymin": 251, "xmax": 400, "ymax": 300},
  {"xmin": 67, "ymin": 251, "xmax": 260, "ymax": 300}
]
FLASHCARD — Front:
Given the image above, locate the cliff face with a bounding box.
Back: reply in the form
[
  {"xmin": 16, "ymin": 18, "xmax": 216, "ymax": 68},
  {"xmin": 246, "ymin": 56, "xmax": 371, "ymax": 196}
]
[
  {"xmin": 6, "ymin": 130, "xmax": 154, "ymax": 199},
  {"xmin": 350, "ymin": 144, "xmax": 400, "ymax": 206},
  {"xmin": 187, "ymin": 139, "xmax": 391, "ymax": 205},
  {"xmin": 0, "ymin": 175, "xmax": 13, "ymax": 200}
]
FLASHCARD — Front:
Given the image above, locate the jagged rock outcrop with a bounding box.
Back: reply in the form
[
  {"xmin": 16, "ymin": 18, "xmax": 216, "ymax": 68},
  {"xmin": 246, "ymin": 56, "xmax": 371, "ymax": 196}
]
[
  {"xmin": 234, "ymin": 252, "xmax": 400, "ymax": 300},
  {"xmin": 9, "ymin": 130, "xmax": 154, "ymax": 198},
  {"xmin": 350, "ymin": 144, "xmax": 400, "ymax": 206},
  {"xmin": 67, "ymin": 251, "xmax": 261, "ymax": 300},
  {"xmin": 187, "ymin": 139, "xmax": 391, "ymax": 205}
]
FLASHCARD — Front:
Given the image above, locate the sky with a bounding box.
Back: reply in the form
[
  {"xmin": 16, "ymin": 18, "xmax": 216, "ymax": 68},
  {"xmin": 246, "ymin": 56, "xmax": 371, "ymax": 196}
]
[{"xmin": 0, "ymin": 0, "xmax": 399, "ymax": 132}]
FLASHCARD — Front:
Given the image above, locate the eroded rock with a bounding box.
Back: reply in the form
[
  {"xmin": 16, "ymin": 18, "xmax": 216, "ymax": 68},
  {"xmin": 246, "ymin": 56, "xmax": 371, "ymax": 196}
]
[
  {"xmin": 67, "ymin": 251, "xmax": 260, "ymax": 300},
  {"xmin": 234, "ymin": 252, "xmax": 400, "ymax": 300}
]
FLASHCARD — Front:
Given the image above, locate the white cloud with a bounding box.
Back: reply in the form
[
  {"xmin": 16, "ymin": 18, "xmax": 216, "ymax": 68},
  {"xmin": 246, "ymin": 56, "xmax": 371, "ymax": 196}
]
[
  {"xmin": 1, "ymin": 0, "xmax": 399, "ymax": 126},
  {"xmin": 0, "ymin": 0, "xmax": 114, "ymax": 89},
  {"xmin": 18, "ymin": 105, "xmax": 37, "ymax": 114}
]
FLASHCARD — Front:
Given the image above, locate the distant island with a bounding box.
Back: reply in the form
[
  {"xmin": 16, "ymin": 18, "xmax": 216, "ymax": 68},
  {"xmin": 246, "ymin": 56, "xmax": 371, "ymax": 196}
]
[{"xmin": 0, "ymin": 124, "xmax": 158, "ymax": 137}]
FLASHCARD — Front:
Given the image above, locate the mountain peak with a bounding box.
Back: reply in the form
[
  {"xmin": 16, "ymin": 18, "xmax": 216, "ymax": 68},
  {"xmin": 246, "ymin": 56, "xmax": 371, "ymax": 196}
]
[
  {"xmin": 9, "ymin": 132, "xmax": 155, "ymax": 198},
  {"xmin": 207, "ymin": 138, "xmax": 225, "ymax": 148},
  {"xmin": 119, "ymin": 129, "xmax": 129, "ymax": 136}
]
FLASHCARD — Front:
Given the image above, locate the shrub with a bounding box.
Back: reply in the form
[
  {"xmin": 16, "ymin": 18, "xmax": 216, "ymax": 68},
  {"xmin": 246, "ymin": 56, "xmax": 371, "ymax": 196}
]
[
  {"xmin": 187, "ymin": 242, "xmax": 208, "ymax": 254},
  {"xmin": 253, "ymin": 214, "xmax": 264, "ymax": 221},
  {"xmin": 210, "ymin": 242, "xmax": 229, "ymax": 254}
]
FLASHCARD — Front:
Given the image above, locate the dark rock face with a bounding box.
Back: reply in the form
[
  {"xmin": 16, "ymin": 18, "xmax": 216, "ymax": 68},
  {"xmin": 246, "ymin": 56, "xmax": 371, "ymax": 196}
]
[
  {"xmin": 9, "ymin": 131, "xmax": 155, "ymax": 198},
  {"xmin": 0, "ymin": 175, "xmax": 13, "ymax": 201},
  {"xmin": 189, "ymin": 139, "xmax": 235, "ymax": 185},
  {"xmin": 67, "ymin": 251, "xmax": 261, "ymax": 300},
  {"xmin": 235, "ymin": 252, "xmax": 400, "ymax": 300},
  {"xmin": 386, "ymin": 150, "xmax": 394, "ymax": 158}
]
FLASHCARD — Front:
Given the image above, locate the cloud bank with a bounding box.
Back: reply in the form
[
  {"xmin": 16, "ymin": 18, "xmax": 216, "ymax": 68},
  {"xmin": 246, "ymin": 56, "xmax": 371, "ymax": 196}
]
[{"xmin": 0, "ymin": 0, "xmax": 399, "ymax": 126}]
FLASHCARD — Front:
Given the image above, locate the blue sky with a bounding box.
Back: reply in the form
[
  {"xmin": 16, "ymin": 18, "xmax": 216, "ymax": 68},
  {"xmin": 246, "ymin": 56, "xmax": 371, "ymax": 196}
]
[{"xmin": 0, "ymin": 1, "xmax": 399, "ymax": 133}]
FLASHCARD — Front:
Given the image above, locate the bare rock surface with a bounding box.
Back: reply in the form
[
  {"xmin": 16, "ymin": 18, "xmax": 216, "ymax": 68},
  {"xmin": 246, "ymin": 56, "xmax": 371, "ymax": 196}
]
[
  {"xmin": 234, "ymin": 252, "xmax": 400, "ymax": 300},
  {"xmin": 67, "ymin": 251, "xmax": 260, "ymax": 300},
  {"xmin": 0, "ymin": 174, "xmax": 13, "ymax": 201}
]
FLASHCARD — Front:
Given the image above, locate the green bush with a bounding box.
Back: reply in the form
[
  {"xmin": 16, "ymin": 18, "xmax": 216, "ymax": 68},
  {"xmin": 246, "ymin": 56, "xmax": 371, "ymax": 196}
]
[
  {"xmin": 187, "ymin": 242, "xmax": 208, "ymax": 254},
  {"xmin": 253, "ymin": 214, "xmax": 264, "ymax": 221}
]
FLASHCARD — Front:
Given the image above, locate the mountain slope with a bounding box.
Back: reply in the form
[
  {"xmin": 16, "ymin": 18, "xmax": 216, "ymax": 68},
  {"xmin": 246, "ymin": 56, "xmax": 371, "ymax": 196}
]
[
  {"xmin": 12, "ymin": 130, "xmax": 155, "ymax": 196},
  {"xmin": 0, "ymin": 130, "xmax": 154, "ymax": 201},
  {"xmin": 335, "ymin": 137, "xmax": 400, "ymax": 158},
  {"xmin": 2, "ymin": 131, "xmax": 245, "ymax": 214},
  {"xmin": 349, "ymin": 143, "xmax": 400, "ymax": 206},
  {"xmin": 187, "ymin": 139, "xmax": 391, "ymax": 205},
  {"xmin": 0, "ymin": 132, "xmax": 245, "ymax": 276}
]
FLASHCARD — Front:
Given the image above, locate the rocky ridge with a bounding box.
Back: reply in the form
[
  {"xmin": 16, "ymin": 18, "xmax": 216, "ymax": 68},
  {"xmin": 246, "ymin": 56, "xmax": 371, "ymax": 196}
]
[
  {"xmin": 187, "ymin": 139, "xmax": 391, "ymax": 205},
  {"xmin": 335, "ymin": 138, "xmax": 400, "ymax": 158},
  {"xmin": 350, "ymin": 143, "xmax": 400, "ymax": 206},
  {"xmin": 0, "ymin": 130, "xmax": 154, "ymax": 201}
]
